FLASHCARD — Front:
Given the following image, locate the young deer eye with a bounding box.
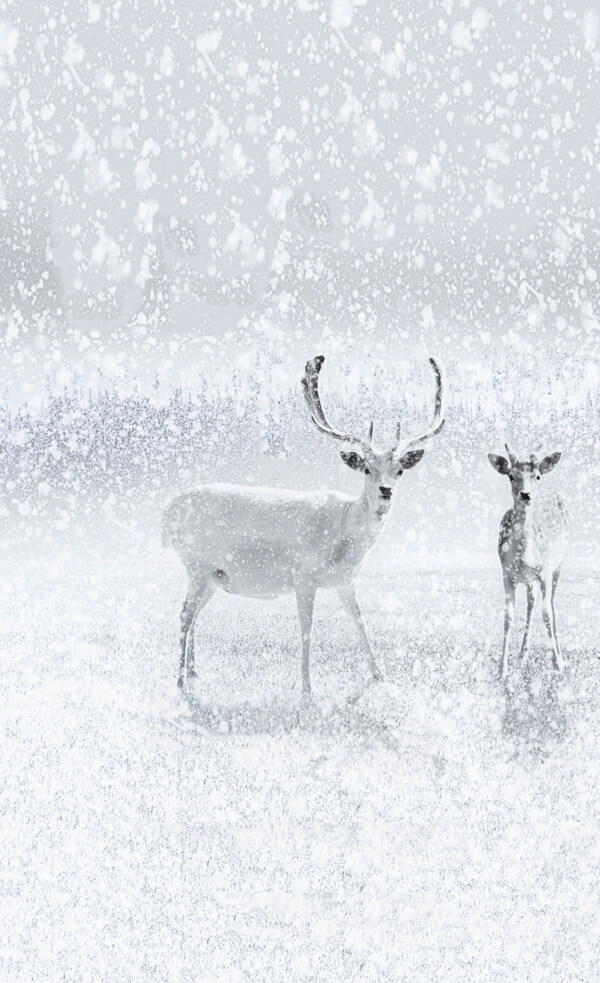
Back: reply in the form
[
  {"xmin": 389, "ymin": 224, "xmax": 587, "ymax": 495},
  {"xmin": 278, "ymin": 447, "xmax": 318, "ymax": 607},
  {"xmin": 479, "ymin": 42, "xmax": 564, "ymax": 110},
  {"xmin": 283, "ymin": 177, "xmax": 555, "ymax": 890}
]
[
  {"xmin": 536, "ymin": 474, "xmax": 541, "ymax": 481},
  {"xmin": 364, "ymin": 467, "xmax": 370, "ymax": 476}
]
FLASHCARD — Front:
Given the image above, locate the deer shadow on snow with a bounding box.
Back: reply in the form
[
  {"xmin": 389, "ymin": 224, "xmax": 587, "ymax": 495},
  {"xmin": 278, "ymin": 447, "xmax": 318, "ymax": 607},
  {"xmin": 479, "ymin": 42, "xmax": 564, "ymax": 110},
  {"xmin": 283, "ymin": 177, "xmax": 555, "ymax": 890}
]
[
  {"xmin": 501, "ymin": 650, "xmax": 570, "ymax": 761},
  {"xmin": 168, "ymin": 680, "xmax": 406, "ymax": 752}
]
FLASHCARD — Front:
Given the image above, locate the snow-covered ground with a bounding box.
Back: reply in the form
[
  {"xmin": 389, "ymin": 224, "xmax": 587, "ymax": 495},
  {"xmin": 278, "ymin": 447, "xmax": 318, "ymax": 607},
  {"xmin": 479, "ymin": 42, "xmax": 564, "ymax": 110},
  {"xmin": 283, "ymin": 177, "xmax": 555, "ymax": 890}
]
[
  {"xmin": 2, "ymin": 0, "xmax": 600, "ymax": 974},
  {"xmin": 4, "ymin": 533, "xmax": 600, "ymax": 982}
]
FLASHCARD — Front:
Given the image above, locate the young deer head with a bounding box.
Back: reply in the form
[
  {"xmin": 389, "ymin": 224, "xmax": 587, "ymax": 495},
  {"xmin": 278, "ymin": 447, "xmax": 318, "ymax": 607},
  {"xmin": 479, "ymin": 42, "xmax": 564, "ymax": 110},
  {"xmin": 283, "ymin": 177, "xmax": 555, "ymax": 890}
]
[
  {"xmin": 488, "ymin": 443, "xmax": 562, "ymax": 509},
  {"xmin": 301, "ymin": 356, "xmax": 445, "ymax": 517}
]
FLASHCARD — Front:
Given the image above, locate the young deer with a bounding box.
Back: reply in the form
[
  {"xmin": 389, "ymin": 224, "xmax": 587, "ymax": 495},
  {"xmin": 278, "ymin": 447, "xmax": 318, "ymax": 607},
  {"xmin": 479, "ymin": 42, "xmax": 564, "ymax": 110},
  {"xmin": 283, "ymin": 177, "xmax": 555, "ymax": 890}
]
[
  {"xmin": 163, "ymin": 355, "xmax": 445, "ymax": 694},
  {"xmin": 488, "ymin": 444, "xmax": 569, "ymax": 679}
]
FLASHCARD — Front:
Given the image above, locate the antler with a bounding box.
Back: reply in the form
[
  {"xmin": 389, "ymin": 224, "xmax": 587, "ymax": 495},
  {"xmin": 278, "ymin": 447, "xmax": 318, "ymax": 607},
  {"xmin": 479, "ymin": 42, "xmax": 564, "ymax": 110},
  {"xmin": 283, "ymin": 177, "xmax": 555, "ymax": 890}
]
[
  {"xmin": 301, "ymin": 356, "xmax": 372, "ymax": 454},
  {"xmin": 302, "ymin": 355, "xmax": 445, "ymax": 458},
  {"xmin": 505, "ymin": 442, "xmax": 517, "ymax": 467},
  {"xmin": 396, "ymin": 357, "xmax": 446, "ymax": 455},
  {"xmin": 530, "ymin": 444, "xmax": 544, "ymax": 467}
]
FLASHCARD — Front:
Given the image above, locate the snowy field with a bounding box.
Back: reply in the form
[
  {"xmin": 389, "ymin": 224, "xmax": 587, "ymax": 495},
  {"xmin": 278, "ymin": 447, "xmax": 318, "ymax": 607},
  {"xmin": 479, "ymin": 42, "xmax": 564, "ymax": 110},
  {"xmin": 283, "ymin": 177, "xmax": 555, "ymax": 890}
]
[
  {"xmin": 4, "ymin": 530, "xmax": 600, "ymax": 982},
  {"xmin": 3, "ymin": 0, "xmax": 600, "ymax": 975}
]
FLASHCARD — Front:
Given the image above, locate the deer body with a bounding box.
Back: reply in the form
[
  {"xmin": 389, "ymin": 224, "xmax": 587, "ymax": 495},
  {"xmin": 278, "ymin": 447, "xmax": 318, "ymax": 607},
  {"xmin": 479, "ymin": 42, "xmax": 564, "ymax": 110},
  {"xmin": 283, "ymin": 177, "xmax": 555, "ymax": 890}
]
[
  {"xmin": 498, "ymin": 492, "xmax": 568, "ymax": 587},
  {"xmin": 162, "ymin": 483, "xmax": 381, "ymax": 599},
  {"xmin": 489, "ymin": 446, "xmax": 568, "ymax": 679},
  {"xmin": 164, "ymin": 355, "xmax": 445, "ymax": 695}
]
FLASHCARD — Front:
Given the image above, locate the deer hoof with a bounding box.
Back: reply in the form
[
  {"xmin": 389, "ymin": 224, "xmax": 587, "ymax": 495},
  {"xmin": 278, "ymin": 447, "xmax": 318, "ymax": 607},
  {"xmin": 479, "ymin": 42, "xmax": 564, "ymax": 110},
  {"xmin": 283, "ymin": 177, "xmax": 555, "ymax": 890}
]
[{"xmin": 371, "ymin": 666, "xmax": 384, "ymax": 683}]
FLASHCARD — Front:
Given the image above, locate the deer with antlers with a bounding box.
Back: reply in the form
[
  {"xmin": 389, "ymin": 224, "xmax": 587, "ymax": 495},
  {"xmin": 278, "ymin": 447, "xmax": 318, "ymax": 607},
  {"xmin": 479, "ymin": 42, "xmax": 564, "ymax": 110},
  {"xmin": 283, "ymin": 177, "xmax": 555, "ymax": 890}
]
[
  {"xmin": 488, "ymin": 443, "xmax": 569, "ymax": 679},
  {"xmin": 162, "ymin": 355, "xmax": 445, "ymax": 695}
]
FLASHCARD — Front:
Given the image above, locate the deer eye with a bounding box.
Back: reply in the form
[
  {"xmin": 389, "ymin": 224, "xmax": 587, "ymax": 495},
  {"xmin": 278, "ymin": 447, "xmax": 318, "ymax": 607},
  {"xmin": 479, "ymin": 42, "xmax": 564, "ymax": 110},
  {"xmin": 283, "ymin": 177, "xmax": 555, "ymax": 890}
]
[
  {"xmin": 396, "ymin": 468, "xmax": 404, "ymax": 477},
  {"xmin": 364, "ymin": 467, "xmax": 370, "ymax": 476},
  {"xmin": 509, "ymin": 474, "xmax": 515, "ymax": 482},
  {"xmin": 536, "ymin": 474, "xmax": 541, "ymax": 481}
]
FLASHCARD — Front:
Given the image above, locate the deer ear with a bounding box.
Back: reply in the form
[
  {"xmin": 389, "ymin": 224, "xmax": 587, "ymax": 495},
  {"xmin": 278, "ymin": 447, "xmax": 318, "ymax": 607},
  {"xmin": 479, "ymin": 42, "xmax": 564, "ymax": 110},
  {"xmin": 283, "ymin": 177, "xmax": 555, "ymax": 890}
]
[
  {"xmin": 538, "ymin": 451, "xmax": 561, "ymax": 474},
  {"xmin": 340, "ymin": 450, "xmax": 366, "ymax": 472},
  {"xmin": 398, "ymin": 448, "xmax": 425, "ymax": 471},
  {"xmin": 488, "ymin": 454, "xmax": 511, "ymax": 475}
]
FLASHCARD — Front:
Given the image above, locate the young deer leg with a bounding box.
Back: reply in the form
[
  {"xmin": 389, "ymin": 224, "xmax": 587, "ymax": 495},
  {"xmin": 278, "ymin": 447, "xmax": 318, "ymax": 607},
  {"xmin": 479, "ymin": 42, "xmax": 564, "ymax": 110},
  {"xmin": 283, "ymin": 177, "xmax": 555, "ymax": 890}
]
[
  {"xmin": 295, "ymin": 581, "xmax": 317, "ymax": 699},
  {"xmin": 520, "ymin": 583, "xmax": 535, "ymax": 666},
  {"xmin": 500, "ymin": 575, "xmax": 515, "ymax": 680},
  {"xmin": 540, "ymin": 575, "xmax": 563, "ymax": 672},
  {"xmin": 186, "ymin": 611, "xmax": 197, "ymax": 678},
  {"xmin": 337, "ymin": 585, "xmax": 383, "ymax": 682},
  {"xmin": 551, "ymin": 567, "xmax": 563, "ymax": 667},
  {"xmin": 178, "ymin": 577, "xmax": 216, "ymax": 690}
]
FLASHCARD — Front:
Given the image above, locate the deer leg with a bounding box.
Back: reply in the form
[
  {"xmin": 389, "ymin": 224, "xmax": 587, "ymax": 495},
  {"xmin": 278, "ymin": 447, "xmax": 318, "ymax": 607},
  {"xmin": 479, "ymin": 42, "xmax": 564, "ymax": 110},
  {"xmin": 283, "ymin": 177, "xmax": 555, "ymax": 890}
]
[
  {"xmin": 520, "ymin": 583, "xmax": 535, "ymax": 666},
  {"xmin": 186, "ymin": 609, "xmax": 197, "ymax": 678},
  {"xmin": 337, "ymin": 585, "xmax": 382, "ymax": 682},
  {"xmin": 540, "ymin": 576, "xmax": 563, "ymax": 672},
  {"xmin": 500, "ymin": 576, "xmax": 515, "ymax": 680},
  {"xmin": 551, "ymin": 567, "xmax": 563, "ymax": 666},
  {"xmin": 295, "ymin": 582, "xmax": 317, "ymax": 698},
  {"xmin": 178, "ymin": 578, "xmax": 215, "ymax": 690}
]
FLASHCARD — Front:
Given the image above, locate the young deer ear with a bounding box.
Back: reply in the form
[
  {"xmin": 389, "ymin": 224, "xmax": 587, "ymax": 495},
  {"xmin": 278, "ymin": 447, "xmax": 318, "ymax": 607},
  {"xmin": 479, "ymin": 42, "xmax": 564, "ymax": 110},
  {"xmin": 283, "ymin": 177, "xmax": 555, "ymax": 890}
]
[
  {"xmin": 488, "ymin": 454, "xmax": 511, "ymax": 475},
  {"xmin": 538, "ymin": 451, "xmax": 561, "ymax": 474},
  {"xmin": 399, "ymin": 448, "xmax": 425, "ymax": 471},
  {"xmin": 340, "ymin": 450, "xmax": 366, "ymax": 472}
]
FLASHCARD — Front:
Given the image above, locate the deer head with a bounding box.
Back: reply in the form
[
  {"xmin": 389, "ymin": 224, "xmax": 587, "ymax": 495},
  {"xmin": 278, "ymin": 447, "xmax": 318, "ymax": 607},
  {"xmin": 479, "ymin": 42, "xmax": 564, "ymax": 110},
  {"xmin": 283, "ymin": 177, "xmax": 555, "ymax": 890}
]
[
  {"xmin": 301, "ymin": 355, "xmax": 445, "ymax": 516},
  {"xmin": 488, "ymin": 443, "xmax": 562, "ymax": 508}
]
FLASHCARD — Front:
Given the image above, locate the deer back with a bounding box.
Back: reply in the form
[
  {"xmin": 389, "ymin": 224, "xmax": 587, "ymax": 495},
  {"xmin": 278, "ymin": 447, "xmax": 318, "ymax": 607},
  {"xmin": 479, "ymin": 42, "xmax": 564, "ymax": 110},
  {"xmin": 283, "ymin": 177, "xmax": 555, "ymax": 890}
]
[{"xmin": 162, "ymin": 483, "xmax": 353, "ymax": 572}]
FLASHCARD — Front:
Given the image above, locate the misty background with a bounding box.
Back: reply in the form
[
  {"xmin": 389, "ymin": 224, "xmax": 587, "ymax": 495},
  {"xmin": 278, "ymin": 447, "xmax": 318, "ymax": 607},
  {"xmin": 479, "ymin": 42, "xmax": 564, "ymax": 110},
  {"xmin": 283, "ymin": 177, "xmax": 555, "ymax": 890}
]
[
  {"xmin": 5, "ymin": 6, "xmax": 600, "ymax": 980},
  {"xmin": 0, "ymin": 0, "xmax": 599, "ymax": 567}
]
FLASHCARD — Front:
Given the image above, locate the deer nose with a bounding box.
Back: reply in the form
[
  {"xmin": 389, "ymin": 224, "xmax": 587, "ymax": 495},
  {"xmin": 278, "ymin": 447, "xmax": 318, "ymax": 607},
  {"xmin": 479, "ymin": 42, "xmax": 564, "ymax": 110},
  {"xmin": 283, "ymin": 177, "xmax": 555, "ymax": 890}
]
[
  {"xmin": 520, "ymin": 491, "xmax": 531, "ymax": 502},
  {"xmin": 379, "ymin": 486, "xmax": 392, "ymax": 499}
]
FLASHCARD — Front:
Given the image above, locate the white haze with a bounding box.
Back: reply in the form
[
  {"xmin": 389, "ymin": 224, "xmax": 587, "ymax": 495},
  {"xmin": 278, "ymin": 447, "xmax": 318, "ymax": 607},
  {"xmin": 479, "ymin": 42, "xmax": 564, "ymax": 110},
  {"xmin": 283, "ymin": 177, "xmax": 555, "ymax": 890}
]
[{"xmin": 2, "ymin": 1, "xmax": 600, "ymax": 980}]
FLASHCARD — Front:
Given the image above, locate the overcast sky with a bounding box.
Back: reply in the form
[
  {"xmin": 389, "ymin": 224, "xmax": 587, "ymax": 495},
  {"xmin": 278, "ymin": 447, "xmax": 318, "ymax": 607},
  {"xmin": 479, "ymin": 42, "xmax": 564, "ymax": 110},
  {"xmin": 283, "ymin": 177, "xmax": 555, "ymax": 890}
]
[{"xmin": 0, "ymin": 0, "xmax": 599, "ymax": 398}]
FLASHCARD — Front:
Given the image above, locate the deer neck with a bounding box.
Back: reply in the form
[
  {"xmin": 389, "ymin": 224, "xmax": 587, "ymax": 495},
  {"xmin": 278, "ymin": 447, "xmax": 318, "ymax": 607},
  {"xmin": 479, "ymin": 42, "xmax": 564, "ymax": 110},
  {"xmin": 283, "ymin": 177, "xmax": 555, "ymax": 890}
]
[
  {"xmin": 512, "ymin": 501, "xmax": 538, "ymax": 557},
  {"xmin": 345, "ymin": 488, "xmax": 388, "ymax": 553},
  {"xmin": 513, "ymin": 501, "xmax": 534, "ymax": 530}
]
